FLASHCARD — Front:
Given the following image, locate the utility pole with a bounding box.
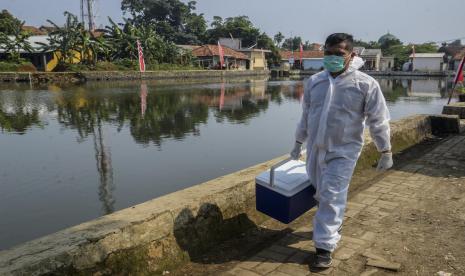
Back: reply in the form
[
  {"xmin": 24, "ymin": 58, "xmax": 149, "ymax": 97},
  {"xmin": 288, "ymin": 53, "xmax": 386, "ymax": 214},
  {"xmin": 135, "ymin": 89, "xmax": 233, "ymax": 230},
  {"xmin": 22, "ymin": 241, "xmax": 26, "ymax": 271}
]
[
  {"xmin": 86, "ymin": 0, "xmax": 95, "ymax": 32},
  {"xmin": 80, "ymin": 0, "xmax": 85, "ymax": 24},
  {"xmin": 80, "ymin": 0, "xmax": 96, "ymax": 31}
]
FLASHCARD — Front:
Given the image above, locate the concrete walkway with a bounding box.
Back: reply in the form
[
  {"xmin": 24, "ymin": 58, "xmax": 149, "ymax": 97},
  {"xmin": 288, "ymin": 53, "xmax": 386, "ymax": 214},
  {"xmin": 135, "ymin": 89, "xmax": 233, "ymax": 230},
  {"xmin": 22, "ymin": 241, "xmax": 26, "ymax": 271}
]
[{"xmin": 207, "ymin": 134, "xmax": 465, "ymax": 275}]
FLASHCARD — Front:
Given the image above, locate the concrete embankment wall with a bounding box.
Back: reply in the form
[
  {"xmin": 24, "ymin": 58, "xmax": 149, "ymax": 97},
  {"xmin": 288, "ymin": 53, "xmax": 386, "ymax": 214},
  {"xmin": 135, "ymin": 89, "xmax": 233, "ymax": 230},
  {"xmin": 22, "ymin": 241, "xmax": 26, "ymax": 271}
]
[
  {"xmin": 0, "ymin": 70, "xmax": 270, "ymax": 84},
  {"xmin": 0, "ymin": 114, "xmax": 460, "ymax": 275}
]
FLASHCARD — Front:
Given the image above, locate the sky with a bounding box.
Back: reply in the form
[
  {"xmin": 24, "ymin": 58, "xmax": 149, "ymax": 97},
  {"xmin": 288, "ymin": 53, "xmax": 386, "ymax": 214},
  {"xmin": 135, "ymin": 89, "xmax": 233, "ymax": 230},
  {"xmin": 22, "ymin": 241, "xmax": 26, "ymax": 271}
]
[{"xmin": 2, "ymin": 0, "xmax": 464, "ymax": 44}]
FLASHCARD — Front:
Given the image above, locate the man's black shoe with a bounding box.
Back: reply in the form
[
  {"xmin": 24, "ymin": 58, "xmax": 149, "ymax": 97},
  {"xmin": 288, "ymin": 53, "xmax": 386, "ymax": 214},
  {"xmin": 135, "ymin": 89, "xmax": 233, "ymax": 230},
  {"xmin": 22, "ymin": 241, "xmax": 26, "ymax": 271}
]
[{"xmin": 313, "ymin": 248, "xmax": 333, "ymax": 268}]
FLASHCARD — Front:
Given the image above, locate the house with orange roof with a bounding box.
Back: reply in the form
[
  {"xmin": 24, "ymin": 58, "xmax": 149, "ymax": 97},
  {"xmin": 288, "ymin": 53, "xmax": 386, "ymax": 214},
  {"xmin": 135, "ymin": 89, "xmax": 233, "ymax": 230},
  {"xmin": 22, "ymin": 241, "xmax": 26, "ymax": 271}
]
[
  {"xmin": 218, "ymin": 38, "xmax": 271, "ymax": 70},
  {"xmin": 279, "ymin": 50, "xmax": 324, "ymax": 71},
  {"xmin": 191, "ymin": 44, "xmax": 250, "ymax": 70}
]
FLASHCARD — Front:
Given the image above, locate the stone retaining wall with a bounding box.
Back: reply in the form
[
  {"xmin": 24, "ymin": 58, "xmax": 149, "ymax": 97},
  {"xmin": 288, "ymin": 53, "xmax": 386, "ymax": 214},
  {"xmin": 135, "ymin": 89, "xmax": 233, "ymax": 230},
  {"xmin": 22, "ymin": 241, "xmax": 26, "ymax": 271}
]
[
  {"xmin": 443, "ymin": 102, "xmax": 465, "ymax": 119},
  {"xmin": 0, "ymin": 70, "xmax": 269, "ymax": 84},
  {"xmin": 0, "ymin": 114, "xmax": 458, "ymax": 275}
]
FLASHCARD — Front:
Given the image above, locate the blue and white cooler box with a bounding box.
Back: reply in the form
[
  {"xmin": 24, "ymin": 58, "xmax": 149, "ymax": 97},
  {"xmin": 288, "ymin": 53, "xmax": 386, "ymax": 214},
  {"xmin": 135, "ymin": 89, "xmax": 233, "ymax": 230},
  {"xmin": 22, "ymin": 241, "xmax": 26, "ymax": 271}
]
[{"xmin": 255, "ymin": 158, "xmax": 317, "ymax": 224}]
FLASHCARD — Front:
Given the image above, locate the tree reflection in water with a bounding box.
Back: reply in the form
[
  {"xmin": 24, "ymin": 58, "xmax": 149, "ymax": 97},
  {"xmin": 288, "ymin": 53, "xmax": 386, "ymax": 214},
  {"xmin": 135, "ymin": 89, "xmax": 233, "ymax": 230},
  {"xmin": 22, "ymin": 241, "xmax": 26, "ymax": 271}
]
[
  {"xmin": 93, "ymin": 119, "xmax": 115, "ymax": 215},
  {"xmin": 5, "ymin": 77, "xmax": 429, "ymax": 214},
  {"xmin": 0, "ymin": 91, "xmax": 43, "ymax": 134}
]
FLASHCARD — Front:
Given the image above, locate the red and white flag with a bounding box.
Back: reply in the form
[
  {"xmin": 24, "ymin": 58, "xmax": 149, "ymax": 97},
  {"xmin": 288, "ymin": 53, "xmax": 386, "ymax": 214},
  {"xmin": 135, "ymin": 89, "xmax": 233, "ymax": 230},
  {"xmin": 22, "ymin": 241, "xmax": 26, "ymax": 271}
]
[
  {"xmin": 218, "ymin": 41, "xmax": 225, "ymax": 70},
  {"xmin": 454, "ymin": 56, "xmax": 465, "ymax": 85},
  {"xmin": 137, "ymin": 40, "xmax": 146, "ymax": 73}
]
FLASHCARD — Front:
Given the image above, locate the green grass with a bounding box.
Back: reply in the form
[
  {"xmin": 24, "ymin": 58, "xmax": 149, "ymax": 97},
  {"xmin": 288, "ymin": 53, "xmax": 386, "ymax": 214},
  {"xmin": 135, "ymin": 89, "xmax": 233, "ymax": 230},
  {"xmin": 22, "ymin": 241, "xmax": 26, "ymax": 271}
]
[
  {"xmin": 456, "ymin": 86, "xmax": 465, "ymax": 94},
  {"xmin": 52, "ymin": 60, "xmax": 201, "ymax": 72},
  {"xmin": 0, "ymin": 61, "xmax": 37, "ymax": 72},
  {"xmin": 0, "ymin": 59, "xmax": 201, "ymax": 73}
]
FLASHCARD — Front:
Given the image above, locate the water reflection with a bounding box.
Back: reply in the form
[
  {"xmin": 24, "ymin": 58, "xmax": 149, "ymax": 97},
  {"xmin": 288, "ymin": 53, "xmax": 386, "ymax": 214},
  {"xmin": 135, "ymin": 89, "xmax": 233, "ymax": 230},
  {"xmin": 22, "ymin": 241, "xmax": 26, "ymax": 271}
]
[
  {"xmin": 0, "ymin": 77, "xmax": 451, "ymax": 139},
  {"xmin": 0, "ymin": 91, "xmax": 44, "ymax": 134},
  {"xmin": 93, "ymin": 120, "xmax": 115, "ymax": 214},
  {"xmin": 0, "ymin": 77, "xmax": 452, "ymax": 250},
  {"xmin": 140, "ymin": 83, "xmax": 148, "ymax": 118},
  {"xmin": 378, "ymin": 77, "xmax": 449, "ymax": 101}
]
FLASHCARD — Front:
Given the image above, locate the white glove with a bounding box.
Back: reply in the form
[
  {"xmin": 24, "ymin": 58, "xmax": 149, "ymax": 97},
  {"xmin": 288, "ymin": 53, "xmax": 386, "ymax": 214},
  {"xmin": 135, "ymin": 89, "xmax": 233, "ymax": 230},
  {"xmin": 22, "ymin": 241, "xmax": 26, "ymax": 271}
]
[
  {"xmin": 376, "ymin": 152, "xmax": 393, "ymax": 172},
  {"xmin": 290, "ymin": 141, "xmax": 303, "ymax": 160}
]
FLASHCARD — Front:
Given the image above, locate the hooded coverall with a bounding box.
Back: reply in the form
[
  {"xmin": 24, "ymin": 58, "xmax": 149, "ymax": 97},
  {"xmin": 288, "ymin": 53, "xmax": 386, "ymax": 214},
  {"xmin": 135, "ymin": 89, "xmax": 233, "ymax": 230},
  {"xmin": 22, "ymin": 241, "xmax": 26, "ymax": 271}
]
[{"xmin": 295, "ymin": 57, "xmax": 391, "ymax": 252}]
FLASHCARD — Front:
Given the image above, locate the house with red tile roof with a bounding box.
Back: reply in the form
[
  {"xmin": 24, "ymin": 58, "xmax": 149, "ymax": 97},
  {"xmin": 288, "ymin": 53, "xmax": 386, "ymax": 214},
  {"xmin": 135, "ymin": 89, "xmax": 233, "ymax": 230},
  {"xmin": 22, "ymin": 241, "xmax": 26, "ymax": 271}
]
[
  {"xmin": 279, "ymin": 50, "xmax": 324, "ymax": 71},
  {"xmin": 191, "ymin": 44, "xmax": 250, "ymax": 70},
  {"xmin": 21, "ymin": 26, "xmax": 47, "ymax": 35},
  {"xmin": 218, "ymin": 38, "xmax": 271, "ymax": 70}
]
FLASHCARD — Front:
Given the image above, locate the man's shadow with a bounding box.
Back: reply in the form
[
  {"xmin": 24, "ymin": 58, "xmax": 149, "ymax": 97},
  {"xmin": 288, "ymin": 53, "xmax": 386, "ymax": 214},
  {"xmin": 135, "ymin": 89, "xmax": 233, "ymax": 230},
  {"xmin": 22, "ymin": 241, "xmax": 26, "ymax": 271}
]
[{"xmin": 173, "ymin": 203, "xmax": 321, "ymax": 270}]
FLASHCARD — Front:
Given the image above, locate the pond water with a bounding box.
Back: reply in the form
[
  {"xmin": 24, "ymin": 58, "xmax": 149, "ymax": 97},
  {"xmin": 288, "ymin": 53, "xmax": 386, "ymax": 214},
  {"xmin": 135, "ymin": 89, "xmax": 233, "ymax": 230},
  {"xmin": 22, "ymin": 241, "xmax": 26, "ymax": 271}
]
[{"xmin": 0, "ymin": 76, "xmax": 451, "ymax": 250}]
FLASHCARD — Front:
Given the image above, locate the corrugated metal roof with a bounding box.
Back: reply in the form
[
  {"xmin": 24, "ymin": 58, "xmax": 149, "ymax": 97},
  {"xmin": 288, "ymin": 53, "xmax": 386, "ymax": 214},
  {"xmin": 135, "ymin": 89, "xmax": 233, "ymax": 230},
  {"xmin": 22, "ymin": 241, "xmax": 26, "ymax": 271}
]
[
  {"xmin": 0, "ymin": 35, "xmax": 51, "ymax": 53},
  {"xmin": 21, "ymin": 26, "xmax": 47, "ymax": 35},
  {"xmin": 409, "ymin": 53, "xmax": 445, "ymax": 58},
  {"xmin": 360, "ymin": 49, "xmax": 382, "ymax": 56}
]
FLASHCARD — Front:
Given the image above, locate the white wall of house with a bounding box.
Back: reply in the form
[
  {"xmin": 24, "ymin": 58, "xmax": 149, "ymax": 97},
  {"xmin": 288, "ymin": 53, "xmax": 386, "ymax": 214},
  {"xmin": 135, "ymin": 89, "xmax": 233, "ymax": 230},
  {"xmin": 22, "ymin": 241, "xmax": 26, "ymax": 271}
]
[
  {"xmin": 302, "ymin": 59, "xmax": 324, "ymax": 70},
  {"xmin": 413, "ymin": 57, "xmax": 443, "ymax": 71},
  {"xmin": 380, "ymin": 57, "xmax": 395, "ymax": 71}
]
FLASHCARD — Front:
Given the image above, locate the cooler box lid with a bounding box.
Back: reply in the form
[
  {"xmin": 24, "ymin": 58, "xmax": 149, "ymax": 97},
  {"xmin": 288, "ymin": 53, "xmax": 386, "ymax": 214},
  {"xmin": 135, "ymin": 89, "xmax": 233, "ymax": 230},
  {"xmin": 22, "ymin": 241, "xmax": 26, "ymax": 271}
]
[{"xmin": 255, "ymin": 159, "xmax": 310, "ymax": 197}]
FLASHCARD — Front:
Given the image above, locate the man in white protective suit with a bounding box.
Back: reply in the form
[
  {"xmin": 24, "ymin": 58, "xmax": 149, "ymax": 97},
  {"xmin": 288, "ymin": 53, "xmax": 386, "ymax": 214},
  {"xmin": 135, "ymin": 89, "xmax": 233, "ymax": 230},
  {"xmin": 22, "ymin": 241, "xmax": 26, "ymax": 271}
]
[{"xmin": 290, "ymin": 33, "xmax": 393, "ymax": 268}]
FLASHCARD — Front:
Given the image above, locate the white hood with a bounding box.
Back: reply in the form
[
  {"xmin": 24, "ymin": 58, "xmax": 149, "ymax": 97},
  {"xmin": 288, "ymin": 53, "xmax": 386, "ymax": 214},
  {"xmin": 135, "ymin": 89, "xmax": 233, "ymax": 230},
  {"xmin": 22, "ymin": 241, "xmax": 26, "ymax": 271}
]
[{"xmin": 346, "ymin": 56, "xmax": 365, "ymax": 73}]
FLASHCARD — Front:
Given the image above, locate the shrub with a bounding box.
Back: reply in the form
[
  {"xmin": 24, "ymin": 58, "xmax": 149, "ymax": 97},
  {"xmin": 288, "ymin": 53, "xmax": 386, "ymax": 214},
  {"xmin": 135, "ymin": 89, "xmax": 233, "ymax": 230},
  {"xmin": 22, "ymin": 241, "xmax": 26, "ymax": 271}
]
[
  {"xmin": 17, "ymin": 63, "xmax": 37, "ymax": 72},
  {"xmin": 457, "ymin": 86, "xmax": 465, "ymax": 94},
  {"xmin": 112, "ymin": 59, "xmax": 138, "ymax": 71},
  {"xmin": 93, "ymin": 61, "xmax": 122, "ymax": 71},
  {"xmin": 0, "ymin": 61, "xmax": 37, "ymax": 72},
  {"xmin": 145, "ymin": 63, "xmax": 200, "ymax": 71},
  {"xmin": 0, "ymin": 61, "xmax": 19, "ymax": 72},
  {"xmin": 53, "ymin": 63, "xmax": 90, "ymax": 72}
]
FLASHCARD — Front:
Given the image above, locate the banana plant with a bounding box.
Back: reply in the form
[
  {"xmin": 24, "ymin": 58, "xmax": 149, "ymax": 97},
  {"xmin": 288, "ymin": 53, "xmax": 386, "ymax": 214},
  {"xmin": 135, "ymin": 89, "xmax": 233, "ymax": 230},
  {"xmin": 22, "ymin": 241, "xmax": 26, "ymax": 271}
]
[
  {"xmin": 1, "ymin": 21, "xmax": 33, "ymax": 63},
  {"xmin": 38, "ymin": 12, "xmax": 81, "ymax": 65}
]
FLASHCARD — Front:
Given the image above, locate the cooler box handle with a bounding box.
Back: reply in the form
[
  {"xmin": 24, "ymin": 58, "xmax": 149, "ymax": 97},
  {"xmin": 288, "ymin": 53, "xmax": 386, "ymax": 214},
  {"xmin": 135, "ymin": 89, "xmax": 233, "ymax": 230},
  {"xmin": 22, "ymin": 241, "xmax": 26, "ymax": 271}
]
[{"xmin": 269, "ymin": 149, "xmax": 307, "ymax": 187}]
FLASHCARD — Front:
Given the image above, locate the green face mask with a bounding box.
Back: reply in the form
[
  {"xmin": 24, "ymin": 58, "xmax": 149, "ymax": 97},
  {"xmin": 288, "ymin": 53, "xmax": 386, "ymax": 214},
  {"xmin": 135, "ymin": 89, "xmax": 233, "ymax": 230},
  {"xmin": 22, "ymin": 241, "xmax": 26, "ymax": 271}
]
[{"xmin": 323, "ymin": 55, "xmax": 346, "ymax": 73}]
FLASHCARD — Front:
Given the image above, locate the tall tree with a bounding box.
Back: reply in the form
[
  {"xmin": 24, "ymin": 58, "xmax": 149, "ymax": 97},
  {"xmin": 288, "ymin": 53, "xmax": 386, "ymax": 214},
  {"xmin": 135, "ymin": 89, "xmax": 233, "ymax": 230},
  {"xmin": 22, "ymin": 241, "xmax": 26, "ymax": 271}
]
[
  {"xmin": 282, "ymin": 36, "xmax": 303, "ymax": 51},
  {"xmin": 205, "ymin": 16, "xmax": 261, "ymax": 47},
  {"xmin": 0, "ymin": 10, "xmax": 22, "ymax": 35},
  {"xmin": 353, "ymin": 39, "xmax": 381, "ymax": 49},
  {"xmin": 274, "ymin": 32, "xmax": 284, "ymax": 47},
  {"xmin": 121, "ymin": 0, "xmax": 206, "ymax": 44},
  {"xmin": 205, "ymin": 16, "xmax": 280, "ymax": 66}
]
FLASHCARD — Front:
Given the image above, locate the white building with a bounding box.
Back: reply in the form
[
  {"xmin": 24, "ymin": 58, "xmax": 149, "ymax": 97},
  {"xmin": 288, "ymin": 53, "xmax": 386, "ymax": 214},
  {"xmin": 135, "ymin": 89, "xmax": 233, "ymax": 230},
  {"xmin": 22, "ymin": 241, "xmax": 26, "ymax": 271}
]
[
  {"xmin": 409, "ymin": 53, "xmax": 445, "ymax": 72},
  {"xmin": 380, "ymin": 56, "xmax": 395, "ymax": 71},
  {"xmin": 279, "ymin": 50, "xmax": 324, "ymax": 70}
]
